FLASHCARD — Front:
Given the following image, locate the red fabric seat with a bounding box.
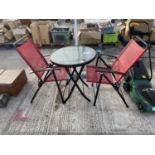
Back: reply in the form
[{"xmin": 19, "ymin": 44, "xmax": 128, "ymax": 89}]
[
  {"xmin": 86, "ymin": 66, "xmax": 116, "ymax": 84},
  {"xmin": 16, "ymin": 39, "xmax": 67, "ymax": 82},
  {"xmin": 87, "ymin": 39, "xmax": 146, "ymax": 85},
  {"xmin": 86, "ymin": 38, "xmax": 148, "ymax": 107},
  {"xmin": 46, "ymin": 67, "xmax": 67, "ymax": 82},
  {"xmin": 16, "ymin": 38, "xmax": 67, "ymax": 103}
]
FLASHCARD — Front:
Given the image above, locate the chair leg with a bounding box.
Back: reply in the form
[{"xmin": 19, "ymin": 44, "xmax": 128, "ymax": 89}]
[
  {"xmin": 93, "ymin": 83, "xmax": 101, "ymax": 106},
  {"xmin": 115, "ymin": 87, "xmax": 129, "ymax": 108},
  {"xmin": 30, "ymin": 82, "xmax": 43, "ymax": 104},
  {"xmin": 52, "ymin": 70, "xmax": 65, "ymax": 104},
  {"xmin": 93, "ymin": 74, "xmax": 103, "ymax": 106},
  {"xmin": 101, "ymin": 72, "xmax": 129, "ymax": 108},
  {"xmin": 30, "ymin": 71, "xmax": 52, "ymax": 104},
  {"xmin": 55, "ymin": 80, "xmax": 65, "ymax": 104}
]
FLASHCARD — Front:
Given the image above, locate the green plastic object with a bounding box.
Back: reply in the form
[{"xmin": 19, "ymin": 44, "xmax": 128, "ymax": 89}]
[
  {"xmin": 124, "ymin": 79, "xmax": 155, "ymax": 112},
  {"xmin": 50, "ymin": 28, "xmax": 70, "ymax": 45},
  {"xmin": 103, "ymin": 33, "xmax": 118, "ymax": 43}
]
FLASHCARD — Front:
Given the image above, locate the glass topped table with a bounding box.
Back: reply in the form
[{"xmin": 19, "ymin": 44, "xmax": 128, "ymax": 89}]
[
  {"xmin": 50, "ymin": 46, "xmax": 96, "ymax": 103},
  {"xmin": 50, "ymin": 46, "xmax": 96, "ymax": 67}
]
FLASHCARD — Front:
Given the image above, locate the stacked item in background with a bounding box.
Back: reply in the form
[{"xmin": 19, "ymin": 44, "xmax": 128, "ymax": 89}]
[
  {"xmin": 0, "ymin": 20, "xmax": 15, "ymax": 44},
  {"xmin": 0, "ymin": 23, "xmax": 13, "ymax": 44},
  {"xmin": 78, "ymin": 22, "xmax": 101, "ymax": 45},
  {"xmin": 0, "ymin": 19, "xmax": 30, "ymax": 44},
  {"xmin": 99, "ymin": 21, "xmax": 119, "ymax": 45},
  {"xmin": 50, "ymin": 27, "xmax": 71, "ymax": 46},
  {"xmin": 119, "ymin": 19, "xmax": 155, "ymax": 42},
  {"xmin": 30, "ymin": 20, "xmax": 72, "ymax": 47},
  {"xmin": 30, "ymin": 20, "xmax": 57, "ymax": 47}
]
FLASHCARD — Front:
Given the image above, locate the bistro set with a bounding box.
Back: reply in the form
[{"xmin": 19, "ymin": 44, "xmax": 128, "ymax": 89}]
[{"xmin": 15, "ymin": 37, "xmax": 148, "ymax": 108}]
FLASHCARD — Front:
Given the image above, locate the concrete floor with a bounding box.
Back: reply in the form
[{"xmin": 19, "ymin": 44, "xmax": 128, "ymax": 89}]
[{"xmin": 0, "ymin": 44, "xmax": 155, "ymax": 135}]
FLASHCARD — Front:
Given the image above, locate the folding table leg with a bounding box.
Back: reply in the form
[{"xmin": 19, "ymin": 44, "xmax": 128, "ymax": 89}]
[
  {"xmin": 64, "ymin": 68, "xmax": 75, "ymax": 87},
  {"xmin": 65, "ymin": 67, "xmax": 88, "ymax": 87},
  {"xmin": 74, "ymin": 68, "xmax": 88, "ymax": 87},
  {"xmin": 64, "ymin": 66, "xmax": 90, "ymax": 103}
]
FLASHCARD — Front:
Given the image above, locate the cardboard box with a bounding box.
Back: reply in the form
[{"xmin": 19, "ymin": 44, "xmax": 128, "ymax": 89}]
[
  {"xmin": 12, "ymin": 26, "xmax": 30, "ymax": 41},
  {"xmin": 0, "ymin": 70, "xmax": 4, "ymax": 75},
  {"xmin": 79, "ymin": 31, "xmax": 101, "ymax": 44},
  {"xmin": 20, "ymin": 19, "xmax": 31, "ymax": 27},
  {"xmin": 0, "ymin": 27, "xmax": 8, "ymax": 33},
  {"xmin": 37, "ymin": 20, "xmax": 56, "ymax": 25},
  {"xmin": 39, "ymin": 24, "xmax": 50, "ymax": 45},
  {"xmin": 30, "ymin": 22, "xmax": 42, "ymax": 46},
  {"xmin": 0, "ymin": 35, "xmax": 5, "ymax": 44},
  {"xmin": 14, "ymin": 34, "xmax": 27, "ymax": 41},
  {"xmin": 4, "ymin": 30, "xmax": 13, "ymax": 40},
  {"xmin": 12, "ymin": 27, "xmax": 26, "ymax": 35},
  {"xmin": 30, "ymin": 21, "xmax": 55, "ymax": 46},
  {"xmin": 0, "ymin": 23, "xmax": 4, "ymax": 29},
  {"xmin": 0, "ymin": 69, "xmax": 27, "ymax": 96},
  {"xmin": 80, "ymin": 23, "xmax": 99, "ymax": 31},
  {"xmin": 4, "ymin": 19, "xmax": 21, "ymax": 30}
]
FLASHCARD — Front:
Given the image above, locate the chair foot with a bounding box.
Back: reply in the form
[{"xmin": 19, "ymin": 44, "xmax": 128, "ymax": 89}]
[
  {"xmin": 116, "ymin": 88, "xmax": 129, "ymax": 108},
  {"xmin": 30, "ymin": 85, "xmax": 42, "ymax": 104},
  {"xmin": 93, "ymin": 81, "xmax": 101, "ymax": 106},
  {"xmin": 62, "ymin": 101, "xmax": 66, "ymax": 104}
]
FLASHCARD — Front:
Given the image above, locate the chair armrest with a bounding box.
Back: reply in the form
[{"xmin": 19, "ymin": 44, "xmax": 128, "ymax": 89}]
[
  {"xmin": 30, "ymin": 67, "xmax": 60, "ymax": 74},
  {"xmin": 99, "ymin": 53, "xmax": 117, "ymax": 58},
  {"xmin": 96, "ymin": 69, "xmax": 125, "ymax": 75},
  {"xmin": 43, "ymin": 54, "xmax": 51, "ymax": 57}
]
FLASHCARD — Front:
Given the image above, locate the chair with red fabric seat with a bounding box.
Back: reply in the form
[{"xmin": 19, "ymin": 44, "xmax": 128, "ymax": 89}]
[
  {"xmin": 16, "ymin": 38, "xmax": 67, "ymax": 104},
  {"xmin": 86, "ymin": 38, "xmax": 148, "ymax": 107}
]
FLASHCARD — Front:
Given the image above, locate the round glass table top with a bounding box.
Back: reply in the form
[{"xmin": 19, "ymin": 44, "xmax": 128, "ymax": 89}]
[{"xmin": 50, "ymin": 46, "xmax": 96, "ymax": 67}]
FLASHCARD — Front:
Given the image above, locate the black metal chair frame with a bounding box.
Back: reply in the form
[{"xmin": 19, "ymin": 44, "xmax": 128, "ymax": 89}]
[
  {"xmin": 93, "ymin": 60, "xmax": 128, "ymax": 108},
  {"xmin": 30, "ymin": 64, "xmax": 66, "ymax": 104},
  {"xmin": 15, "ymin": 38, "xmax": 67, "ymax": 104},
  {"xmin": 91, "ymin": 37, "xmax": 148, "ymax": 108}
]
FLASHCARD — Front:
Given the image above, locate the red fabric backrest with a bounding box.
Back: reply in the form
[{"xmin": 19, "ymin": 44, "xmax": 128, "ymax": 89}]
[
  {"xmin": 112, "ymin": 39, "xmax": 146, "ymax": 82},
  {"xmin": 16, "ymin": 39, "xmax": 49, "ymax": 79}
]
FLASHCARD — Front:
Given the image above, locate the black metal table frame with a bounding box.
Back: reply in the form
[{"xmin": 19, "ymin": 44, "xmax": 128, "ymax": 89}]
[
  {"xmin": 63, "ymin": 65, "xmax": 90, "ymax": 103},
  {"xmin": 51, "ymin": 58, "xmax": 96, "ymax": 104}
]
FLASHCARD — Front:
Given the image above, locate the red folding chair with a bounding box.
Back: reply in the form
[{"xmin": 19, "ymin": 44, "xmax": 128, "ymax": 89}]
[
  {"xmin": 16, "ymin": 39, "xmax": 67, "ymax": 104},
  {"xmin": 86, "ymin": 37, "xmax": 148, "ymax": 107}
]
